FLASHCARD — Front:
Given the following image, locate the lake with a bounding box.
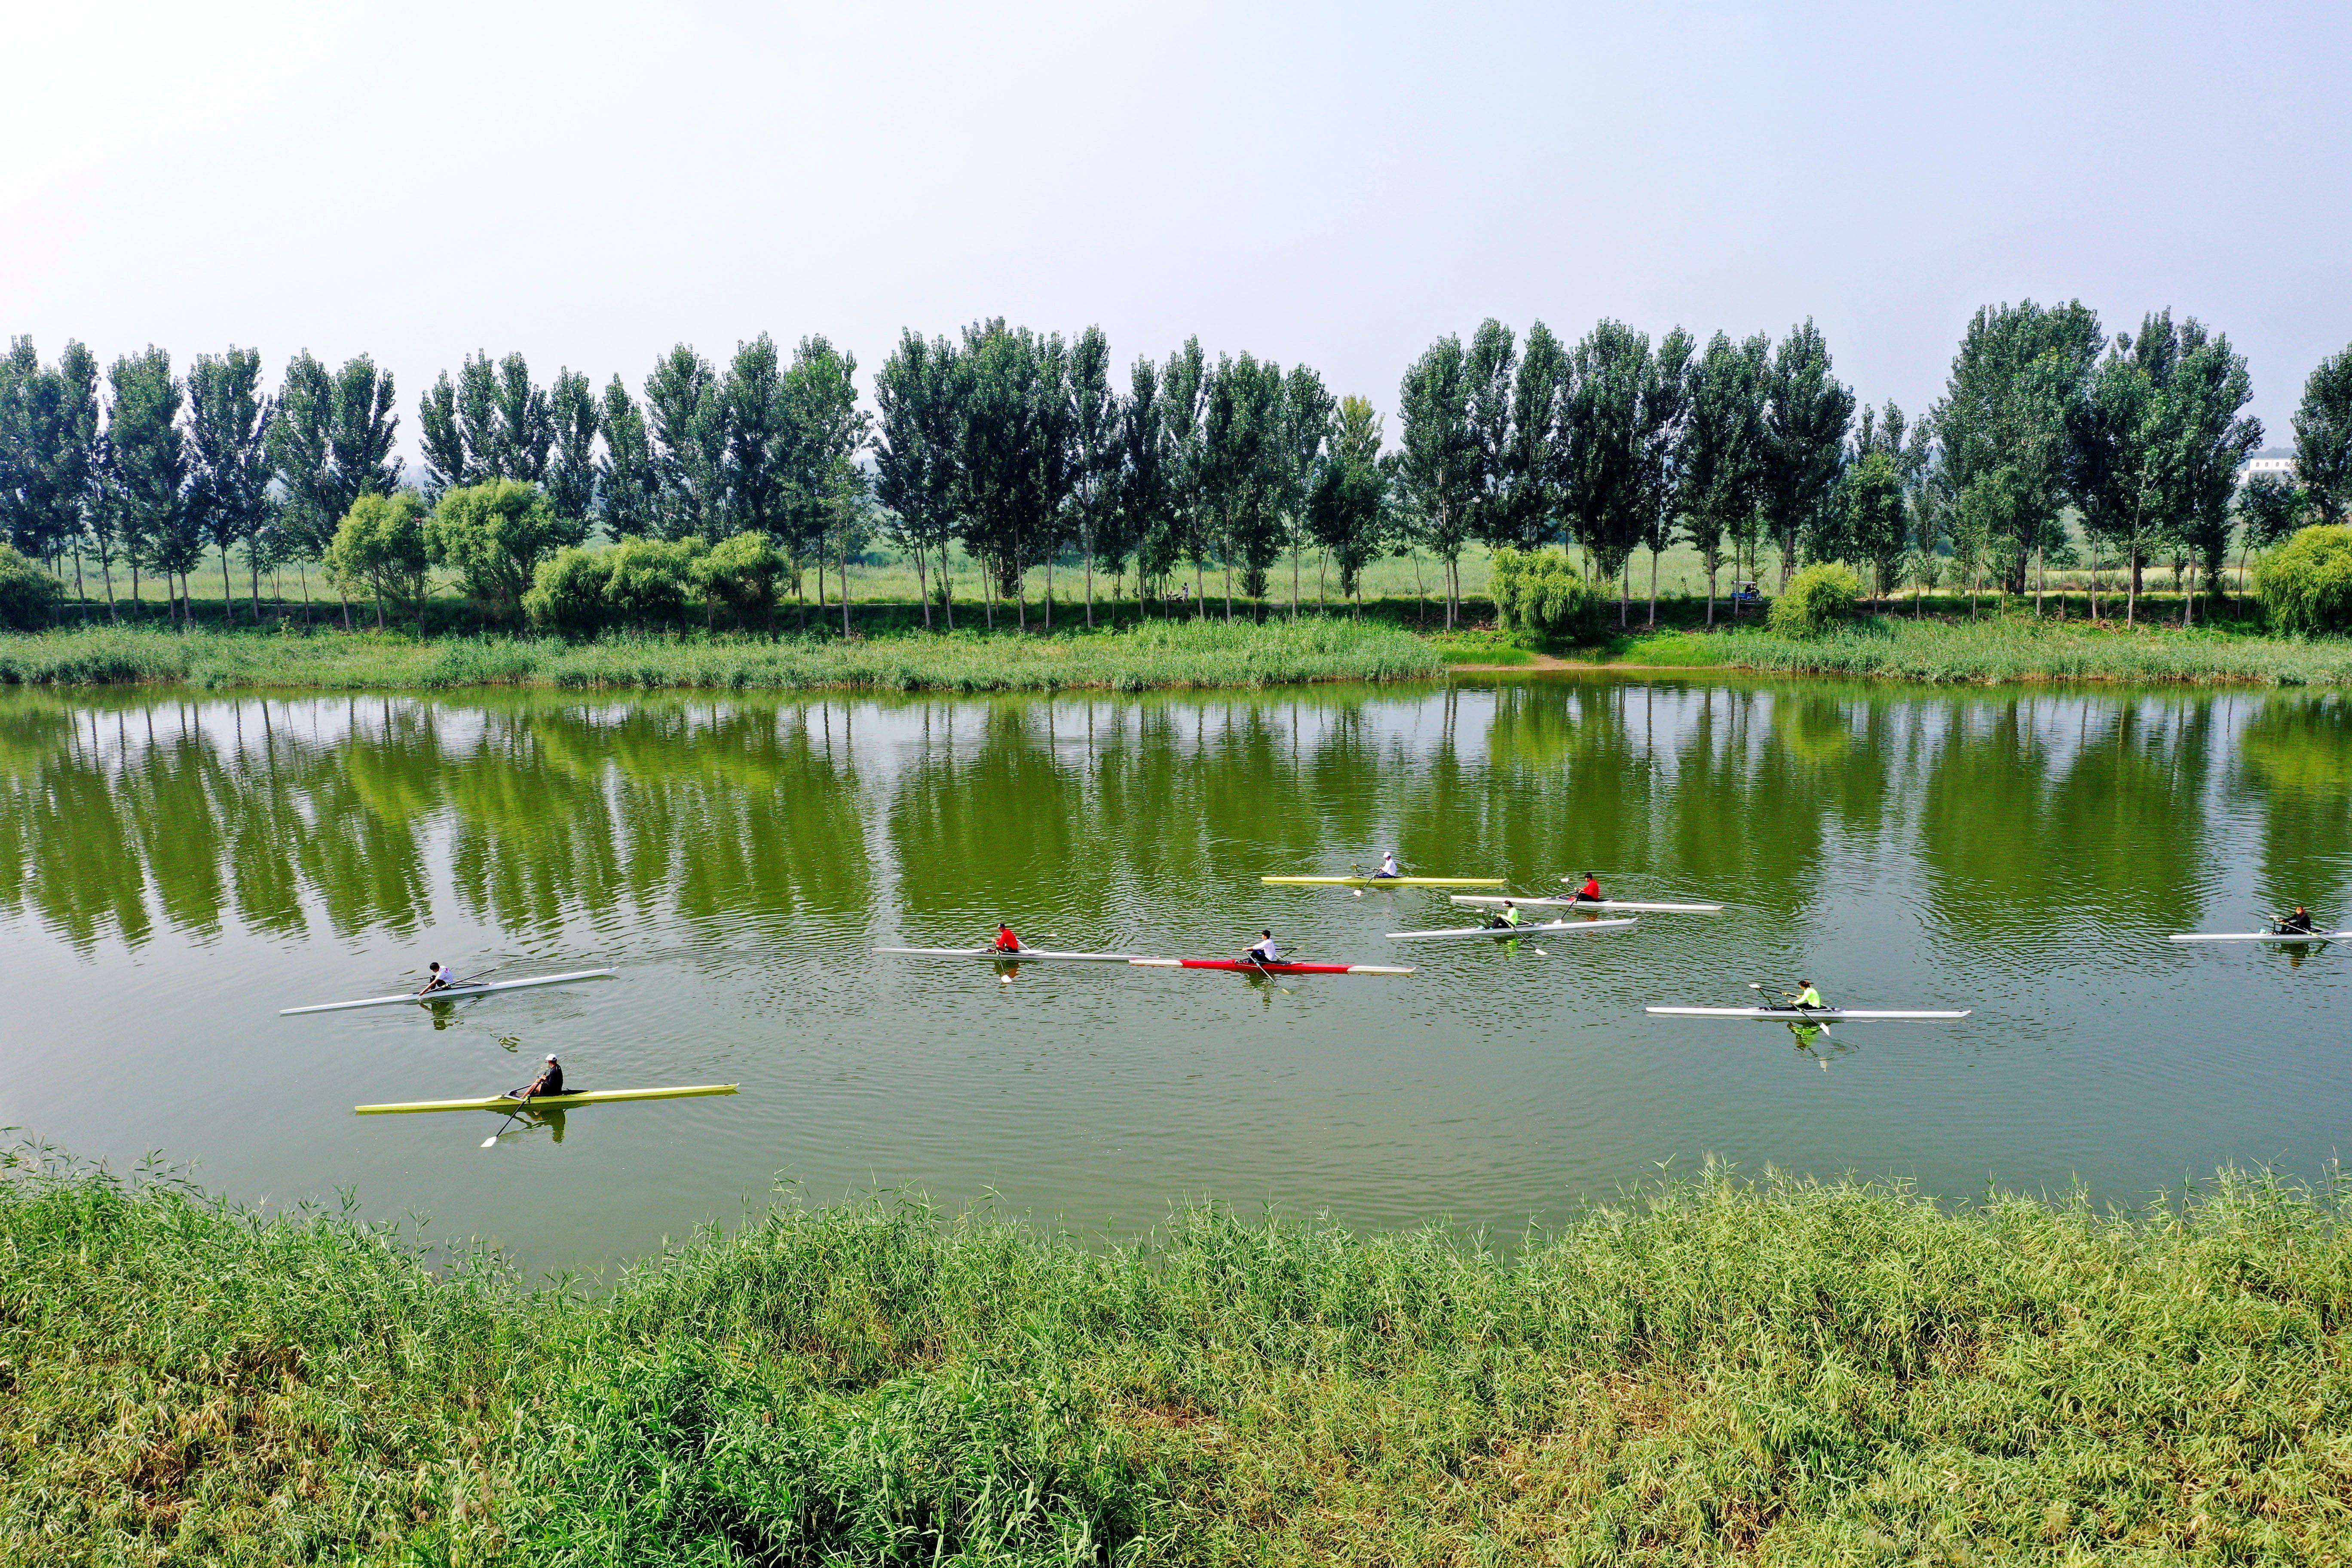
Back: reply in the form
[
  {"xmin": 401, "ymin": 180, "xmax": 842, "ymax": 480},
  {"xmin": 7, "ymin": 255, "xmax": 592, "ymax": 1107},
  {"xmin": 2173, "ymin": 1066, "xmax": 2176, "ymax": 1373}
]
[{"xmin": 3, "ymin": 677, "xmax": 2346, "ymax": 1277}]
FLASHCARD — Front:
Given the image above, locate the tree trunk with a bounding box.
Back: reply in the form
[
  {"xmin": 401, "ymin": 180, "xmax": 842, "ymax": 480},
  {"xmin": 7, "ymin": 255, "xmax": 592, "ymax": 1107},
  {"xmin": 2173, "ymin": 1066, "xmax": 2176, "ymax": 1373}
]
[
  {"xmin": 249, "ymin": 553, "xmax": 262, "ymax": 624},
  {"xmin": 1291, "ymin": 540, "xmax": 1300, "ymax": 620},
  {"xmin": 1084, "ymin": 535, "xmax": 1094, "ymax": 630},
  {"xmin": 1223, "ymin": 554, "xmax": 1232, "ymax": 623},
  {"xmin": 841, "ymin": 533, "xmax": 852, "ymax": 638},
  {"xmin": 1705, "ymin": 554, "xmax": 1718, "ymax": 628},
  {"xmin": 2034, "ymin": 543, "xmax": 2044, "ymax": 617},
  {"xmin": 915, "ymin": 543, "xmax": 933, "ymax": 631},
  {"xmin": 220, "ymin": 547, "xmax": 236, "ymax": 626},
  {"xmin": 1647, "ymin": 550, "xmax": 1659, "ymax": 627},
  {"xmin": 2126, "ymin": 549, "xmax": 2140, "ymax": 627}
]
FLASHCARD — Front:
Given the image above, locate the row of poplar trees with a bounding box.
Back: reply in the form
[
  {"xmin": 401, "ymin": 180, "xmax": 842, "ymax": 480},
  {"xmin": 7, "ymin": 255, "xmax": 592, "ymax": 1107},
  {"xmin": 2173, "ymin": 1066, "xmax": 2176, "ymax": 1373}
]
[{"xmin": 3, "ymin": 303, "xmax": 2347, "ymax": 630}]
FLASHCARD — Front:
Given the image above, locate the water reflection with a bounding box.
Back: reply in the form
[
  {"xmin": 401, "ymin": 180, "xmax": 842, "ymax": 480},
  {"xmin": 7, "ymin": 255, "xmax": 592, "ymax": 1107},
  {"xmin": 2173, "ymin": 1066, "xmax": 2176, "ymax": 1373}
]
[{"xmin": 5, "ymin": 682, "xmax": 2350, "ymax": 956}]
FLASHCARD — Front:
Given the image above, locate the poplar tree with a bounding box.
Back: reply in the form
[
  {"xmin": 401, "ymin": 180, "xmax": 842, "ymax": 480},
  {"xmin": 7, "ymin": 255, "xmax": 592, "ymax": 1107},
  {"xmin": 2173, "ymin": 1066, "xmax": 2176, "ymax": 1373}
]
[
  {"xmin": 1118, "ymin": 356, "xmax": 1170, "ymax": 613},
  {"xmin": 874, "ymin": 330, "xmax": 963, "ymax": 628},
  {"xmin": 778, "ymin": 335, "xmax": 870, "ymax": 635},
  {"xmin": 546, "ymin": 370, "xmax": 600, "ymax": 525},
  {"xmin": 1277, "ymin": 363, "xmax": 1334, "ymax": 615},
  {"xmin": 1158, "ymin": 339, "xmax": 1209, "ymax": 614},
  {"xmin": 643, "ymin": 345, "xmax": 726, "ymax": 540},
  {"xmin": 2292, "ymin": 345, "xmax": 2352, "ymax": 523},
  {"xmin": 1396, "ymin": 334, "xmax": 1477, "ymax": 627},
  {"xmin": 1760, "ymin": 319, "xmax": 1857, "ymax": 591},
  {"xmin": 185, "ymin": 348, "xmax": 275, "ymax": 620},
  {"xmin": 1067, "ymin": 325, "xmax": 1118, "ymax": 626},
  {"xmin": 1308, "ymin": 395, "xmax": 1388, "ymax": 615},
  {"xmin": 1677, "ymin": 331, "xmax": 1768, "ymax": 623},
  {"xmin": 595, "ymin": 378, "xmax": 661, "ymax": 539},
  {"xmin": 106, "ymin": 349, "xmax": 192, "ymax": 622},
  {"xmin": 1498, "ymin": 322, "xmax": 1568, "ymax": 550},
  {"xmin": 1559, "ymin": 320, "xmax": 1654, "ymax": 625}
]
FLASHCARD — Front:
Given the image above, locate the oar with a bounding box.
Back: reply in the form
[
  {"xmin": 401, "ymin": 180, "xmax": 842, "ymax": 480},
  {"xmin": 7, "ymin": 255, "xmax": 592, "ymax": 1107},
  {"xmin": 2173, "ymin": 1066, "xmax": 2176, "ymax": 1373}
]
[
  {"xmin": 1750, "ymin": 981, "xmax": 1831, "ymax": 1035},
  {"xmin": 481, "ymin": 1089, "xmax": 533, "ymax": 1148}
]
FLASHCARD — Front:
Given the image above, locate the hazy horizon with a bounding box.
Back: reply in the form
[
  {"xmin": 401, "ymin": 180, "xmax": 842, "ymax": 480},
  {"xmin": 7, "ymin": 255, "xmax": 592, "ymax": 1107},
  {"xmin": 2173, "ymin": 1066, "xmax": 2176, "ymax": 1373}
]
[{"xmin": 5, "ymin": 0, "xmax": 2344, "ymax": 457}]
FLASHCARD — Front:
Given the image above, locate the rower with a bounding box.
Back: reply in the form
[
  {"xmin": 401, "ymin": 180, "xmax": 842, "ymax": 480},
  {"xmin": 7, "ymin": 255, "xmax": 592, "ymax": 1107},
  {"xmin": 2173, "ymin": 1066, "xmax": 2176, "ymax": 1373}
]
[
  {"xmin": 1485, "ymin": 899, "xmax": 1522, "ymax": 930},
  {"xmin": 2278, "ymin": 906, "xmax": 2315, "ymax": 934},
  {"xmin": 1374, "ymin": 851, "xmax": 1401, "ymax": 880},
  {"xmin": 417, "ymin": 962, "xmax": 451, "ymax": 997},
  {"xmin": 1793, "ymin": 979, "xmax": 1824, "ymax": 1010},
  {"xmin": 992, "ymin": 923, "xmax": 1022, "ymax": 954},
  {"xmin": 514, "ymin": 1054, "xmax": 563, "ymax": 1102},
  {"xmin": 1245, "ymin": 929, "xmax": 1280, "ymax": 964},
  {"xmin": 1571, "ymin": 873, "xmax": 1603, "ymax": 903}
]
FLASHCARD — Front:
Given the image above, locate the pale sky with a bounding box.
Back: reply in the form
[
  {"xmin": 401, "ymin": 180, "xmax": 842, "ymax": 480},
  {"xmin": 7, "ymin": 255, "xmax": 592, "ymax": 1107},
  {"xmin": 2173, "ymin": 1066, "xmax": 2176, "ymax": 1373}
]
[{"xmin": 4, "ymin": 0, "xmax": 2343, "ymax": 454}]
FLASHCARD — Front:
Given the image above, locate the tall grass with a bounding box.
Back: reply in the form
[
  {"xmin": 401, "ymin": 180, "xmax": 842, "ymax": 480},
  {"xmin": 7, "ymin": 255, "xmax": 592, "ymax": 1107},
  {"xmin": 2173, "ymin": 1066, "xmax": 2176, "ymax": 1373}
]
[
  {"xmin": 1616, "ymin": 615, "xmax": 2352, "ymax": 686},
  {"xmin": 0, "ymin": 620, "xmax": 1442, "ymax": 694},
  {"xmin": 9, "ymin": 1144, "xmax": 2352, "ymax": 1563}
]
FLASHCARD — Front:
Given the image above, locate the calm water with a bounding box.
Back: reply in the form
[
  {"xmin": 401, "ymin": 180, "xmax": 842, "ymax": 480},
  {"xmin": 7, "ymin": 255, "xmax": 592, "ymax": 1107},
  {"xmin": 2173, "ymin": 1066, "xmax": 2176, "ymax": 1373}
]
[{"xmin": 3, "ymin": 678, "xmax": 2348, "ymax": 1276}]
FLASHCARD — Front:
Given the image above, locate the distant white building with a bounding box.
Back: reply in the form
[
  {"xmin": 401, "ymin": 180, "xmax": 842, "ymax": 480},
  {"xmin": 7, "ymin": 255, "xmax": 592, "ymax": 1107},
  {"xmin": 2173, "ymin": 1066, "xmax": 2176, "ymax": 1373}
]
[{"xmin": 2239, "ymin": 447, "xmax": 2297, "ymax": 484}]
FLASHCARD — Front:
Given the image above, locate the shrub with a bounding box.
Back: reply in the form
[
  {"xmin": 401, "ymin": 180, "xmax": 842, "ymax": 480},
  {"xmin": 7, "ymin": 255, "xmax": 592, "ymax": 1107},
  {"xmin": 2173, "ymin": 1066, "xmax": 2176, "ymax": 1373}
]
[
  {"xmin": 524, "ymin": 546, "xmax": 614, "ymax": 637},
  {"xmin": 604, "ymin": 537, "xmax": 705, "ymax": 631},
  {"xmin": 693, "ymin": 531, "xmax": 784, "ymax": 631},
  {"xmin": 0, "ymin": 543, "xmax": 65, "ymax": 630},
  {"xmin": 2256, "ymin": 524, "xmax": 2352, "ymax": 635},
  {"xmin": 1769, "ymin": 561, "xmax": 1862, "ymax": 637},
  {"xmin": 322, "ymin": 493, "xmax": 430, "ymax": 631},
  {"xmin": 1488, "ymin": 547, "xmax": 1596, "ymax": 638},
  {"xmin": 426, "ymin": 479, "xmax": 583, "ymax": 625}
]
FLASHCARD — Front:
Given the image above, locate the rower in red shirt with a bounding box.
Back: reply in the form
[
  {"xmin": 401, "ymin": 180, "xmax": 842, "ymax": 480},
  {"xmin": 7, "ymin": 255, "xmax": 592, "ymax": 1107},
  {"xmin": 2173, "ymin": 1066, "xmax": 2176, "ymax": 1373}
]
[
  {"xmin": 1571, "ymin": 873, "xmax": 1603, "ymax": 903},
  {"xmin": 991, "ymin": 923, "xmax": 1022, "ymax": 954}
]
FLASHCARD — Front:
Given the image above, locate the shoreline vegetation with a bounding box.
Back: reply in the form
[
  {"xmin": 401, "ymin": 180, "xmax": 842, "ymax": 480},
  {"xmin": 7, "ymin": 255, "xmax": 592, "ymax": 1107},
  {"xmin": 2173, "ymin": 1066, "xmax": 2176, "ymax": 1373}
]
[
  {"xmin": 7, "ymin": 1146, "xmax": 2350, "ymax": 1562},
  {"xmin": 6, "ymin": 601, "xmax": 2352, "ymax": 692}
]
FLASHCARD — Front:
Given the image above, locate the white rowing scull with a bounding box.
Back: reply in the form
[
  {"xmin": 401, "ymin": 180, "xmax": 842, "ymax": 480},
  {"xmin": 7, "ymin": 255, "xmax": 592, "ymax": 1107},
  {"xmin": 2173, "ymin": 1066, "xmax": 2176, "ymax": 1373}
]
[
  {"xmin": 1452, "ymin": 894, "xmax": 1724, "ymax": 914},
  {"xmin": 875, "ymin": 946, "xmax": 1154, "ymax": 962},
  {"xmin": 1389, "ymin": 918, "xmax": 1638, "ymax": 941},
  {"xmin": 281, "ymin": 969, "xmax": 617, "ymax": 1016},
  {"xmin": 1646, "ymin": 1005, "xmax": 1972, "ymax": 1022}
]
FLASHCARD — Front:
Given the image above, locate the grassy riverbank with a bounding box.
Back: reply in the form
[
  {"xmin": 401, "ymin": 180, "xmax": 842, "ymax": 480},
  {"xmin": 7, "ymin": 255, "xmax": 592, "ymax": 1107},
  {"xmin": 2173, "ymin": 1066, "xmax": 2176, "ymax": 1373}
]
[
  {"xmin": 8, "ymin": 608, "xmax": 2351, "ymax": 695},
  {"xmin": 1579, "ymin": 616, "xmax": 2352, "ymax": 686},
  {"xmin": 0, "ymin": 620, "xmax": 1441, "ymax": 693},
  {"xmin": 8, "ymin": 1149, "xmax": 2351, "ymax": 1564}
]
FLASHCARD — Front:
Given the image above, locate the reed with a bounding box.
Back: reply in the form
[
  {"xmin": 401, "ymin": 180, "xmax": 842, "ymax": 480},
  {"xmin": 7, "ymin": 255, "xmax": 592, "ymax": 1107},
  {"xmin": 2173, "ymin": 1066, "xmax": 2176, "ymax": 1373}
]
[
  {"xmin": 0, "ymin": 620, "xmax": 1443, "ymax": 695},
  {"xmin": 8, "ymin": 1143, "xmax": 2351, "ymax": 1563},
  {"xmin": 1615, "ymin": 615, "xmax": 2352, "ymax": 686}
]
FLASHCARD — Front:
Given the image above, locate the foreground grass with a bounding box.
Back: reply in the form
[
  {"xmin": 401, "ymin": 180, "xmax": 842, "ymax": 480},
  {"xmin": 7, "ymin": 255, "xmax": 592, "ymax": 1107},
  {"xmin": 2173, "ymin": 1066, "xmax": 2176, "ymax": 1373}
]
[
  {"xmin": 1602, "ymin": 615, "xmax": 2352, "ymax": 686},
  {"xmin": 0, "ymin": 620, "xmax": 1441, "ymax": 694},
  {"xmin": 8, "ymin": 1149, "xmax": 2352, "ymax": 1564}
]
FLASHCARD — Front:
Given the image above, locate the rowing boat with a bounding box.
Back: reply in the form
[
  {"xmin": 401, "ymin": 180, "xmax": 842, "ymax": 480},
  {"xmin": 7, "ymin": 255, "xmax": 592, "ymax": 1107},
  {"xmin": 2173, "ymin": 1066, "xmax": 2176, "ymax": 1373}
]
[
  {"xmin": 282, "ymin": 969, "xmax": 618, "ymax": 1016},
  {"xmin": 876, "ymin": 946, "xmax": 1152, "ymax": 962},
  {"xmin": 1129, "ymin": 958, "xmax": 1415, "ymax": 976},
  {"xmin": 1261, "ymin": 876, "xmax": 1506, "ymax": 888},
  {"xmin": 355, "ymin": 1084, "xmax": 738, "ymax": 1115},
  {"xmin": 1452, "ymin": 894, "xmax": 1725, "ymax": 914},
  {"xmin": 1646, "ymin": 1005, "xmax": 1972, "ymax": 1021},
  {"xmin": 2168, "ymin": 930, "xmax": 2352, "ymax": 943},
  {"xmin": 1388, "ymin": 918, "xmax": 1638, "ymax": 941}
]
